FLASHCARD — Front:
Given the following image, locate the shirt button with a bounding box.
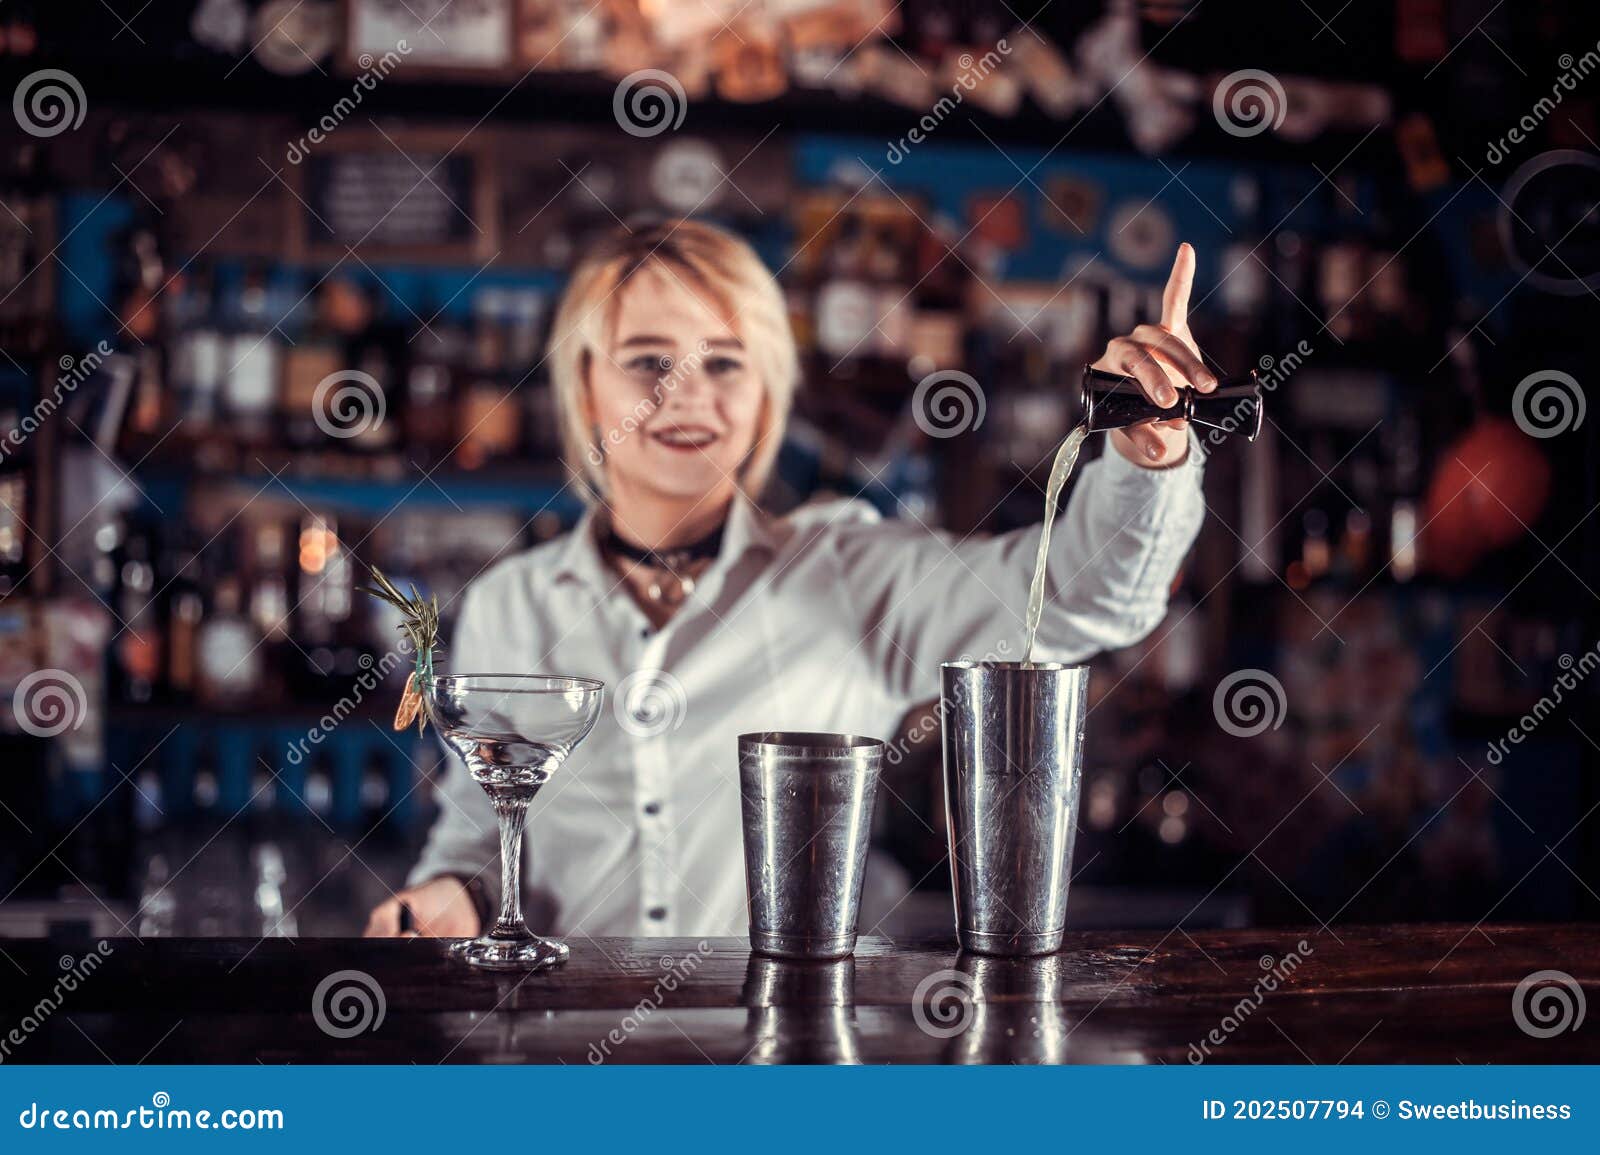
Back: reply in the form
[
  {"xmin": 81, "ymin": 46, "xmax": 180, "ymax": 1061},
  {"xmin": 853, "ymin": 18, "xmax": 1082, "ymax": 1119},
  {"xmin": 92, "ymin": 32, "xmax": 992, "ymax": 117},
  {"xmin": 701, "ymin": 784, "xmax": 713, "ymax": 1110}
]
[
  {"xmin": 643, "ymin": 801, "xmax": 661, "ymax": 816},
  {"xmin": 639, "ymin": 627, "xmax": 651, "ymax": 639},
  {"xmin": 647, "ymin": 906, "xmax": 668, "ymax": 921}
]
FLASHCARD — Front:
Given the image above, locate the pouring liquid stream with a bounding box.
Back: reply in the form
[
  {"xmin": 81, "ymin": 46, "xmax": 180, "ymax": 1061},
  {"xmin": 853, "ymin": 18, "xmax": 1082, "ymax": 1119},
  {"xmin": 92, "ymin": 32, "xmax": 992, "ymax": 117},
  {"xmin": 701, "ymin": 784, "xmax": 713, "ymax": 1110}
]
[{"xmin": 1022, "ymin": 422, "xmax": 1090, "ymax": 666}]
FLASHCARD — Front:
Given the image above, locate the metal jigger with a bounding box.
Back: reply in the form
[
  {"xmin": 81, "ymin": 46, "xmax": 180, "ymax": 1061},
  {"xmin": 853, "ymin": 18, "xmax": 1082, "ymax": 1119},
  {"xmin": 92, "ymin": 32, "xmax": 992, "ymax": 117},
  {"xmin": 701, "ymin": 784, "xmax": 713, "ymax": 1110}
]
[
  {"xmin": 739, "ymin": 732, "xmax": 884, "ymax": 960},
  {"xmin": 1080, "ymin": 364, "xmax": 1264, "ymax": 441},
  {"xmin": 940, "ymin": 662, "xmax": 1091, "ymax": 956}
]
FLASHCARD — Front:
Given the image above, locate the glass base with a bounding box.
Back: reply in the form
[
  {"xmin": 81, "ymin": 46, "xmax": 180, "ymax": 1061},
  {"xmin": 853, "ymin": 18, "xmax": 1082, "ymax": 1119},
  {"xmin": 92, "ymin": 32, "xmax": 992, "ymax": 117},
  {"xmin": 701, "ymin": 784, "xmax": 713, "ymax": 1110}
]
[{"xmin": 460, "ymin": 931, "xmax": 570, "ymax": 971}]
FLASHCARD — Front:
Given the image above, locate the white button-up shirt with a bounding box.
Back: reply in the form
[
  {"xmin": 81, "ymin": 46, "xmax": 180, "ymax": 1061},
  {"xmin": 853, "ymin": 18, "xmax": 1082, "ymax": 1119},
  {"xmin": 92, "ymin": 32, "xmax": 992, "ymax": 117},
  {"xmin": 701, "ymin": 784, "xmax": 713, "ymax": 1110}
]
[{"xmin": 408, "ymin": 443, "xmax": 1205, "ymax": 937}]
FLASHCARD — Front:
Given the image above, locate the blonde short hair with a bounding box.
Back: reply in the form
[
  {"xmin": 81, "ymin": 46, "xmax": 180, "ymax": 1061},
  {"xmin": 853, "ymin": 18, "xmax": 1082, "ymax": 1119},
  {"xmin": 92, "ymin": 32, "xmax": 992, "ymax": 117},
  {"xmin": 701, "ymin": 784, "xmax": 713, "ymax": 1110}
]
[{"xmin": 547, "ymin": 219, "xmax": 800, "ymax": 503}]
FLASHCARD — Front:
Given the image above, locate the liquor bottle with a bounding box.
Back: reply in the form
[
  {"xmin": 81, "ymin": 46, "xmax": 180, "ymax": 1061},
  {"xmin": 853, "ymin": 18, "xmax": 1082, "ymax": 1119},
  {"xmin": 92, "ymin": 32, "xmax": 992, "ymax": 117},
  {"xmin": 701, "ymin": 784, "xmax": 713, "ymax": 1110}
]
[
  {"xmin": 281, "ymin": 283, "xmax": 346, "ymax": 448},
  {"xmin": 0, "ymin": 422, "xmax": 27, "ymax": 597},
  {"xmin": 1387, "ymin": 412, "xmax": 1422, "ymax": 583},
  {"xmin": 253, "ymin": 842, "xmax": 295, "ymax": 937},
  {"xmin": 350, "ymin": 337, "xmax": 398, "ymax": 452},
  {"xmin": 293, "ymin": 512, "xmax": 364, "ymax": 693},
  {"xmin": 1238, "ymin": 417, "xmax": 1279, "ymax": 583},
  {"xmin": 169, "ymin": 264, "xmax": 224, "ymax": 431},
  {"xmin": 112, "ymin": 520, "xmax": 162, "ymax": 705},
  {"xmin": 304, "ymin": 761, "xmax": 334, "ymax": 823},
  {"xmin": 116, "ymin": 225, "xmax": 164, "ymax": 345},
  {"xmin": 165, "ymin": 538, "xmax": 202, "ymax": 703},
  {"xmin": 135, "ymin": 854, "xmax": 177, "ymax": 936},
  {"xmin": 336, "ymin": 282, "xmax": 402, "ymax": 453},
  {"xmin": 0, "ymin": 141, "xmax": 49, "ymax": 352},
  {"xmin": 1301, "ymin": 508, "xmax": 1332, "ymax": 582},
  {"xmin": 455, "ymin": 291, "xmax": 521, "ymax": 470},
  {"xmin": 111, "ymin": 224, "xmax": 170, "ymax": 438},
  {"xmin": 405, "ymin": 317, "xmax": 460, "ymax": 467},
  {"xmin": 0, "ymin": 349, "xmax": 36, "ymax": 596},
  {"xmin": 506, "ymin": 289, "xmax": 544, "ymax": 370},
  {"xmin": 359, "ymin": 755, "xmax": 392, "ymax": 829},
  {"xmin": 247, "ymin": 519, "xmax": 290, "ymax": 701},
  {"xmin": 302, "ymin": 514, "xmax": 353, "ymax": 632},
  {"xmin": 123, "ymin": 344, "xmax": 167, "ymax": 439},
  {"xmin": 222, "ymin": 265, "xmax": 282, "ymax": 440},
  {"xmin": 196, "ymin": 577, "xmax": 262, "ymax": 708}
]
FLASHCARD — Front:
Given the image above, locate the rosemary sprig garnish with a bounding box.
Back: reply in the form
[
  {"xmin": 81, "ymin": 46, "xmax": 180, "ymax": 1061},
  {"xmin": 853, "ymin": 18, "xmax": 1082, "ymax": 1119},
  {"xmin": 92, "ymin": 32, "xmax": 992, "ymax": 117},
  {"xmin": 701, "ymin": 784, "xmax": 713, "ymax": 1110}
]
[{"xmin": 360, "ymin": 566, "xmax": 442, "ymax": 735}]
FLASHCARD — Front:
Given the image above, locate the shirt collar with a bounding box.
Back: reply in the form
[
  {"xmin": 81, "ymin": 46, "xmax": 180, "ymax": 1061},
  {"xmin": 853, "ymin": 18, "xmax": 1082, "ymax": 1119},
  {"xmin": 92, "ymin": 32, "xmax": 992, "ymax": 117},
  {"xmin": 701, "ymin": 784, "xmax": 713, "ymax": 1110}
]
[
  {"xmin": 720, "ymin": 493, "xmax": 781, "ymax": 564},
  {"xmin": 550, "ymin": 506, "xmax": 609, "ymax": 589},
  {"xmin": 551, "ymin": 496, "xmax": 780, "ymax": 591}
]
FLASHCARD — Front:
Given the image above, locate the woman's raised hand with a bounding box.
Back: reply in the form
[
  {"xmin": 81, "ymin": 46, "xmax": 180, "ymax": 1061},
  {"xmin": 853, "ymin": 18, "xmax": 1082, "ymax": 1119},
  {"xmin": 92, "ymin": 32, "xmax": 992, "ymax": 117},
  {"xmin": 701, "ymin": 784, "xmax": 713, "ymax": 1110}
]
[{"xmin": 1092, "ymin": 243, "xmax": 1219, "ymax": 467}]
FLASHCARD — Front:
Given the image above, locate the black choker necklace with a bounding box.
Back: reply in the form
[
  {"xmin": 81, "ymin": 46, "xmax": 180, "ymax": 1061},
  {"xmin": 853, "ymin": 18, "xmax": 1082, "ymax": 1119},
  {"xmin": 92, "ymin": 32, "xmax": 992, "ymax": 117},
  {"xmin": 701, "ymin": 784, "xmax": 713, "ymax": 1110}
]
[{"xmin": 600, "ymin": 520, "xmax": 725, "ymax": 574}]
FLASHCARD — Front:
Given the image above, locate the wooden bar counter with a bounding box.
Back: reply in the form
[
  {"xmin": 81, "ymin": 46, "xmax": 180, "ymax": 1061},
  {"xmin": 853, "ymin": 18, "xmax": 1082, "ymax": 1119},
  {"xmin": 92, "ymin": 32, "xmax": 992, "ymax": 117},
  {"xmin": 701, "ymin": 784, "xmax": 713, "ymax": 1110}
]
[{"xmin": 4, "ymin": 925, "xmax": 1597, "ymax": 1064}]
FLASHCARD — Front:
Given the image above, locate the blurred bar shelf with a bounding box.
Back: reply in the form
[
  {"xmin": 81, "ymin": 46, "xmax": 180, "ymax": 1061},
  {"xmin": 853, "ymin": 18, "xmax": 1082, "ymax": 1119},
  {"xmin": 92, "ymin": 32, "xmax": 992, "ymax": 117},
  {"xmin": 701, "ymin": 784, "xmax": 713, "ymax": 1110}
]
[{"xmin": 135, "ymin": 463, "xmax": 581, "ymax": 517}]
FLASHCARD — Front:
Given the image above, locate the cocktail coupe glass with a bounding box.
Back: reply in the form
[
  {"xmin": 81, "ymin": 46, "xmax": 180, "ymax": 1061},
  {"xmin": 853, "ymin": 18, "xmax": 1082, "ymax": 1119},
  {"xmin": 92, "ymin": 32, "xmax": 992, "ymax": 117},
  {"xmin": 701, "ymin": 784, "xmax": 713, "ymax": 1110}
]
[{"xmin": 422, "ymin": 674, "xmax": 604, "ymax": 970}]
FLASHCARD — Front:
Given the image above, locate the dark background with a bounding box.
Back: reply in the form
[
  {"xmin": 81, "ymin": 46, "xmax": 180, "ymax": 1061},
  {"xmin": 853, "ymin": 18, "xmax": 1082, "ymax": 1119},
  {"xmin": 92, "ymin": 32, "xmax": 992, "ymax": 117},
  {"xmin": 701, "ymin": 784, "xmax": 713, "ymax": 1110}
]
[{"xmin": 1, "ymin": 0, "xmax": 1597, "ymax": 940}]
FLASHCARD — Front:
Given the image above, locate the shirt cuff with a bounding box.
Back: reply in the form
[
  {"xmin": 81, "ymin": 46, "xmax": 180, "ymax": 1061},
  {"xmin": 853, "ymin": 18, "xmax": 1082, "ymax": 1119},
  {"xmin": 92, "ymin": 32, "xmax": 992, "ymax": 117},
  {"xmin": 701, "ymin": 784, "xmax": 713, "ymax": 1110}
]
[
  {"xmin": 407, "ymin": 861, "xmax": 500, "ymax": 926},
  {"xmin": 1096, "ymin": 427, "xmax": 1208, "ymax": 491}
]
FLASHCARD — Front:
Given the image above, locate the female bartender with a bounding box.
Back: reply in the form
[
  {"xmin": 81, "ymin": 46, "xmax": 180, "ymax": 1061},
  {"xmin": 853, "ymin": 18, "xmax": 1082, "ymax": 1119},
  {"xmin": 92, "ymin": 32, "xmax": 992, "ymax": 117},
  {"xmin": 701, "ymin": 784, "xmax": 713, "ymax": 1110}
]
[{"xmin": 366, "ymin": 219, "xmax": 1215, "ymax": 939}]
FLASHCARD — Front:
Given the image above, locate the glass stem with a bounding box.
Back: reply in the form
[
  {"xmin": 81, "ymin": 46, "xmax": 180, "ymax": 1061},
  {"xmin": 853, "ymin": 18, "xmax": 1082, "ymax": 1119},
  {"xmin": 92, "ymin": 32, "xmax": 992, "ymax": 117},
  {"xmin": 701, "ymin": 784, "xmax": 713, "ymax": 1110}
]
[{"xmin": 490, "ymin": 796, "xmax": 530, "ymax": 938}]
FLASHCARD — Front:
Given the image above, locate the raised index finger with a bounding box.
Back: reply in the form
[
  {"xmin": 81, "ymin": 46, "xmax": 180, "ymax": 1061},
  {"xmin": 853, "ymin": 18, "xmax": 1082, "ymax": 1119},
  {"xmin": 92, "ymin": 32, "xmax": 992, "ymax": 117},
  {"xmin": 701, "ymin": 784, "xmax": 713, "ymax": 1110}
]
[{"xmin": 1161, "ymin": 242, "xmax": 1196, "ymax": 332}]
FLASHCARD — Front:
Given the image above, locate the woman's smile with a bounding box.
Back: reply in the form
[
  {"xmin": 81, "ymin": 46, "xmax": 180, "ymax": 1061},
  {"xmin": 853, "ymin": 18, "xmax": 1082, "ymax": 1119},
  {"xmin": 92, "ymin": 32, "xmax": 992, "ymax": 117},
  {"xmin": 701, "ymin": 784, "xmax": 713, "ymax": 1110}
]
[{"xmin": 649, "ymin": 423, "xmax": 720, "ymax": 452}]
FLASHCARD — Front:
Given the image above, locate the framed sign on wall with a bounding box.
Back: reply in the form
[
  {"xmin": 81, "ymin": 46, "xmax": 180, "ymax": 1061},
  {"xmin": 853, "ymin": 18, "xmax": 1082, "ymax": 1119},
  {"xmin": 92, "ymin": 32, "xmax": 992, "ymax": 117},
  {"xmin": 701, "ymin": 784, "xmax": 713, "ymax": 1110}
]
[
  {"xmin": 344, "ymin": 0, "xmax": 517, "ymax": 78},
  {"xmin": 285, "ymin": 126, "xmax": 500, "ymax": 263}
]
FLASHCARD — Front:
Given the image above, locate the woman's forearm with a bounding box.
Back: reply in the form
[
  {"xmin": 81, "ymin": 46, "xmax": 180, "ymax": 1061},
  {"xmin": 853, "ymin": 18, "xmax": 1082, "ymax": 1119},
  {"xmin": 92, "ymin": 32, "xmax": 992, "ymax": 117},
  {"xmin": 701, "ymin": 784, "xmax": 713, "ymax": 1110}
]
[
  {"xmin": 837, "ymin": 438, "xmax": 1205, "ymax": 703},
  {"xmin": 1032, "ymin": 434, "xmax": 1206, "ymax": 657}
]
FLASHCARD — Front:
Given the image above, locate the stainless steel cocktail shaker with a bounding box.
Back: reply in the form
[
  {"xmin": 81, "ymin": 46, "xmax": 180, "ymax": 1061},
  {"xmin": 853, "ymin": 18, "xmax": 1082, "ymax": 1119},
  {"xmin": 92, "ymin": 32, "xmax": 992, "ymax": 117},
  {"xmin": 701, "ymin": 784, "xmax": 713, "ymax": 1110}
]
[
  {"xmin": 739, "ymin": 732, "xmax": 883, "ymax": 960},
  {"xmin": 940, "ymin": 661, "xmax": 1090, "ymax": 956}
]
